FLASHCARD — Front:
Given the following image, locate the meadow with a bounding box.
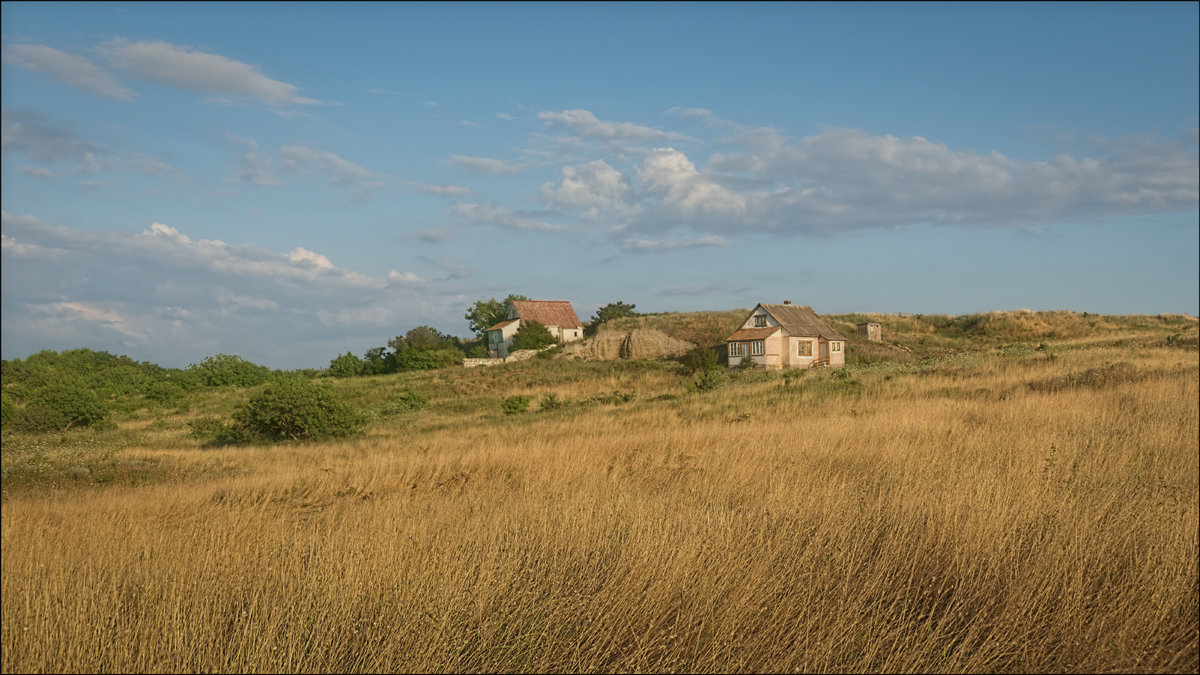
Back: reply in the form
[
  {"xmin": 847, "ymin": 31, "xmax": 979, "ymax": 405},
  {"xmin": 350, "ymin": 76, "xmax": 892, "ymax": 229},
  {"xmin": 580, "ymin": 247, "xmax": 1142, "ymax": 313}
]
[{"xmin": 2, "ymin": 311, "xmax": 1197, "ymax": 673}]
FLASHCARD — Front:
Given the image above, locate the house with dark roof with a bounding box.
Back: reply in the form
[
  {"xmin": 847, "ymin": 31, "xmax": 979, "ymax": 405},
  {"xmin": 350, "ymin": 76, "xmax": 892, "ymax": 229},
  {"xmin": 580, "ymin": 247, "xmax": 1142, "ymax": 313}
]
[
  {"xmin": 726, "ymin": 301, "xmax": 846, "ymax": 369},
  {"xmin": 487, "ymin": 300, "xmax": 584, "ymax": 358}
]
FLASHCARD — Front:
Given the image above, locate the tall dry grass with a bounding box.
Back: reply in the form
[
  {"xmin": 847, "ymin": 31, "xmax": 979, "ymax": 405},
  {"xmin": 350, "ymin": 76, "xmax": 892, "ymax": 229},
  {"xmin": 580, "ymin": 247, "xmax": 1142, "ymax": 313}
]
[{"xmin": 2, "ymin": 344, "xmax": 1197, "ymax": 673}]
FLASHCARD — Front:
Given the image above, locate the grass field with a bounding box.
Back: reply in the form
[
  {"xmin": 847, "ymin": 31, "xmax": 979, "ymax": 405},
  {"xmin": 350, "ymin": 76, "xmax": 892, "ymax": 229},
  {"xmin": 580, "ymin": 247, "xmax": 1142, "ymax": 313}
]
[{"xmin": 2, "ymin": 311, "xmax": 1197, "ymax": 673}]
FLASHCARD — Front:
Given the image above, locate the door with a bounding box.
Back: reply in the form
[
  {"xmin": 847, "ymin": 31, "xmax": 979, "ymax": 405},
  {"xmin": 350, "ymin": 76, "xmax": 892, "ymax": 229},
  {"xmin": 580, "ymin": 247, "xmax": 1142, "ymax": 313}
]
[{"xmin": 820, "ymin": 340, "xmax": 829, "ymax": 364}]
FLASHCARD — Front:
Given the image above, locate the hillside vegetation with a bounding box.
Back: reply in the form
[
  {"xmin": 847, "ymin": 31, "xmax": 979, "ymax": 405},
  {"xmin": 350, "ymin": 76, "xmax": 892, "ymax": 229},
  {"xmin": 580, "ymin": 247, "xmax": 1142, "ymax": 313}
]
[{"xmin": 1, "ymin": 310, "xmax": 1197, "ymax": 673}]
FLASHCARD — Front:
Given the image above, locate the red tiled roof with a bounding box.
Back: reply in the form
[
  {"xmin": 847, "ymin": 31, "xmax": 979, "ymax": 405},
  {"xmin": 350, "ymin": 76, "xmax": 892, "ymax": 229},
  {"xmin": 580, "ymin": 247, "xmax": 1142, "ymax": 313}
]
[
  {"xmin": 726, "ymin": 327, "xmax": 781, "ymax": 341},
  {"xmin": 486, "ymin": 319, "xmax": 519, "ymax": 332},
  {"xmin": 511, "ymin": 300, "xmax": 583, "ymax": 329}
]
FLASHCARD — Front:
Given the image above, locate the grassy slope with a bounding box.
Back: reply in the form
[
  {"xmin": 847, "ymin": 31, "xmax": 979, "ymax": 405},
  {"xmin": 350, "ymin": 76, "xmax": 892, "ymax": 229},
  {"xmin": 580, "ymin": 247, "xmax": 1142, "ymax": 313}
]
[{"xmin": 1, "ymin": 310, "xmax": 1197, "ymax": 673}]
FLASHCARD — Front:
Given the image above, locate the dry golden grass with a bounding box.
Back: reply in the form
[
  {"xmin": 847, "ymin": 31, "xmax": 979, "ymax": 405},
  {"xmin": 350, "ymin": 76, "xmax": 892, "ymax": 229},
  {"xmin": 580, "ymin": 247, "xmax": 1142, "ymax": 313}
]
[{"xmin": 2, "ymin": 339, "xmax": 1197, "ymax": 673}]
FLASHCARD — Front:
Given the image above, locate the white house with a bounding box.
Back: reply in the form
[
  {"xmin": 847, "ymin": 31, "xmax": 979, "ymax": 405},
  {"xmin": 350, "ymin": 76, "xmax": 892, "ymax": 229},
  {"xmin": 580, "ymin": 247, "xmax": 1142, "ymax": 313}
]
[{"xmin": 487, "ymin": 300, "xmax": 585, "ymax": 358}]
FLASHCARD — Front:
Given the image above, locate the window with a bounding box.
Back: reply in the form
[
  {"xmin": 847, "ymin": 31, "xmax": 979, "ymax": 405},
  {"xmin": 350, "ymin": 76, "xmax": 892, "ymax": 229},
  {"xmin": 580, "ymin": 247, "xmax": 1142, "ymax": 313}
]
[
  {"xmin": 751, "ymin": 341, "xmax": 764, "ymax": 356},
  {"xmin": 832, "ymin": 342, "xmax": 842, "ymax": 352},
  {"xmin": 797, "ymin": 340, "xmax": 812, "ymax": 357},
  {"xmin": 728, "ymin": 342, "xmax": 742, "ymax": 357},
  {"xmin": 753, "ymin": 314, "xmax": 767, "ymax": 327}
]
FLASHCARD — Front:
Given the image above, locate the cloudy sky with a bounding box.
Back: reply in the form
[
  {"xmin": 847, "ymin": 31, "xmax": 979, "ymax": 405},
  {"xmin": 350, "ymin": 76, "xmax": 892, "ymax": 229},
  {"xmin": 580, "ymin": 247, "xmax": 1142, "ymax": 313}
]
[{"xmin": 2, "ymin": 3, "xmax": 1197, "ymax": 369}]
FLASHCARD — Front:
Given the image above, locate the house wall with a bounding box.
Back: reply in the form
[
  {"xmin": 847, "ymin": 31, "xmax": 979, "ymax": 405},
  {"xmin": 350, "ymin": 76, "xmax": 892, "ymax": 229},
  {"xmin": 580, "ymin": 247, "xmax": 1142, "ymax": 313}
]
[
  {"xmin": 488, "ymin": 321, "xmax": 522, "ymax": 358},
  {"xmin": 789, "ymin": 337, "xmax": 817, "ymax": 368}
]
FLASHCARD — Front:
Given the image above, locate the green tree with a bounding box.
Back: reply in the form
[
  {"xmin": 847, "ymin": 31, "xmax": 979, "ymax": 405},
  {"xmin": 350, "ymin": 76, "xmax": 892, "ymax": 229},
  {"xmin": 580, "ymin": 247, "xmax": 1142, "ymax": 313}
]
[
  {"xmin": 464, "ymin": 294, "xmax": 528, "ymax": 339},
  {"xmin": 188, "ymin": 354, "xmax": 271, "ymax": 388},
  {"xmin": 327, "ymin": 352, "xmax": 365, "ymax": 378},
  {"xmin": 588, "ymin": 301, "xmax": 639, "ymax": 334},
  {"xmin": 361, "ymin": 346, "xmax": 390, "ymax": 375},
  {"xmin": 509, "ymin": 320, "xmax": 556, "ymax": 351}
]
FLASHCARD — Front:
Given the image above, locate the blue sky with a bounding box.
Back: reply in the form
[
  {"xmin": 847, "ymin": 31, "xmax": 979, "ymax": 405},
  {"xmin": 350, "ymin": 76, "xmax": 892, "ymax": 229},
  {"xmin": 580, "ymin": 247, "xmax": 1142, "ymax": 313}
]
[{"xmin": 2, "ymin": 2, "xmax": 1197, "ymax": 370}]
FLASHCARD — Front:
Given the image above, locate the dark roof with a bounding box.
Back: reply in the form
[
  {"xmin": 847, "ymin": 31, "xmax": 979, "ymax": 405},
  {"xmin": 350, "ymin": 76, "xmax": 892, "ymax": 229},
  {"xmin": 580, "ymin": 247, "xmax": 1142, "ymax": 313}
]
[
  {"xmin": 511, "ymin": 300, "xmax": 583, "ymax": 329},
  {"xmin": 757, "ymin": 304, "xmax": 846, "ymax": 340},
  {"xmin": 727, "ymin": 327, "xmax": 782, "ymax": 341}
]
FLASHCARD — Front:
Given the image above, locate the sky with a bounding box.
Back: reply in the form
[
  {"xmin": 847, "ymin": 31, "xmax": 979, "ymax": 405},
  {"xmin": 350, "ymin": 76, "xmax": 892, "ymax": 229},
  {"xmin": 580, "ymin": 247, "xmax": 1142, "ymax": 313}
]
[{"xmin": 2, "ymin": 2, "xmax": 1197, "ymax": 370}]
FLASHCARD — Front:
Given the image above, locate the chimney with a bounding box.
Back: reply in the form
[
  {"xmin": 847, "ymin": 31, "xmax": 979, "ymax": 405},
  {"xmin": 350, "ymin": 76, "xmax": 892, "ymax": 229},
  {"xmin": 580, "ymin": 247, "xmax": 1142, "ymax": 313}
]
[{"xmin": 783, "ymin": 300, "xmax": 791, "ymax": 305}]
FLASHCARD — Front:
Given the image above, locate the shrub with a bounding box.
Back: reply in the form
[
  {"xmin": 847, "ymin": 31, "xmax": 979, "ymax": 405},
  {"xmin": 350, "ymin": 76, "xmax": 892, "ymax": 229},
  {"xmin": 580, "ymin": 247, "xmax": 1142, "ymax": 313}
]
[
  {"xmin": 539, "ymin": 393, "xmax": 566, "ymax": 411},
  {"xmin": 683, "ymin": 347, "xmax": 719, "ymax": 374},
  {"xmin": 15, "ymin": 383, "xmax": 109, "ymax": 432},
  {"xmin": 502, "ymin": 395, "xmax": 531, "ymax": 415},
  {"xmin": 510, "ymin": 321, "xmax": 556, "ymax": 351},
  {"xmin": 693, "ymin": 369, "xmax": 726, "ymax": 392},
  {"xmin": 189, "ymin": 354, "xmax": 272, "ymax": 388},
  {"xmin": 384, "ymin": 391, "xmax": 428, "ymax": 414},
  {"xmin": 327, "ymin": 352, "xmax": 365, "ymax": 378},
  {"xmin": 232, "ymin": 377, "xmax": 365, "ymax": 442}
]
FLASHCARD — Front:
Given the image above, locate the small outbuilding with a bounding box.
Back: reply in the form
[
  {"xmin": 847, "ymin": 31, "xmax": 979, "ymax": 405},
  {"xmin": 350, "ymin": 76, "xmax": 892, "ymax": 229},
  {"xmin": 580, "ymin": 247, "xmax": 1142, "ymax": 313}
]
[{"xmin": 857, "ymin": 322, "xmax": 881, "ymax": 342}]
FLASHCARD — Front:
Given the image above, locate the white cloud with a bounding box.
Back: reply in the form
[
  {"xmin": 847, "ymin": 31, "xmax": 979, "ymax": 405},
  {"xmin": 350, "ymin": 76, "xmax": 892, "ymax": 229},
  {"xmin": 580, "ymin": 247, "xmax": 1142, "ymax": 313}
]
[
  {"xmin": 288, "ymin": 247, "xmax": 334, "ymax": 269},
  {"xmin": 636, "ymin": 147, "xmax": 747, "ymax": 220},
  {"xmin": 618, "ymin": 235, "xmax": 730, "ymax": 254},
  {"xmin": 1, "ymin": 212, "xmax": 473, "ymax": 368},
  {"xmin": 238, "ymin": 151, "xmax": 282, "ymax": 186},
  {"xmin": 409, "ymin": 181, "xmax": 472, "ymax": 196},
  {"xmin": 279, "ymin": 145, "xmax": 386, "ymax": 202},
  {"xmin": 451, "ymin": 203, "xmax": 568, "ymax": 232},
  {"xmin": 1, "ymin": 109, "xmax": 103, "ymax": 161},
  {"xmin": 496, "ymin": 112, "xmax": 515, "ymax": 121},
  {"xmin": 98, "ymin": 38, "xmax": 321, "ymax": 106},
  {"xmin": 447, "ymin": 154, "xmax": 533, "ymax": 175},
  {"xmin": 3, "ymin": 44, "xmax": 136, "ymax": 101},
  {"xmin": 19, "ymin": 166, "xmax": 54, "ymax": 180},
  {"xmin": 538, "ymin": 109, "xmax": 693, "ymax": 144}
]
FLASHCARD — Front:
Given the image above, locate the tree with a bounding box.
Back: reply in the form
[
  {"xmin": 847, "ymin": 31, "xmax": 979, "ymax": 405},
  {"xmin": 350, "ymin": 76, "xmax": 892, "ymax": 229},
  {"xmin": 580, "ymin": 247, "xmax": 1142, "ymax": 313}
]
[
  {"xmin": 588, "ymin": 301, "xmax": 638, "ymax": 334},
  {"xmin": 327, "ymin": 352, "xmax": 364, "ymax": 378},
  {"xmin": 464, "ymin": 294, "xmax": 528, "ymax": 339},
  {"xmin": 509, "ymin": 320, "xmax": 556, "ymax": 351},
  {"xmin": 188, "ymin": 354, "xmax": 271, "ymax": 388}
]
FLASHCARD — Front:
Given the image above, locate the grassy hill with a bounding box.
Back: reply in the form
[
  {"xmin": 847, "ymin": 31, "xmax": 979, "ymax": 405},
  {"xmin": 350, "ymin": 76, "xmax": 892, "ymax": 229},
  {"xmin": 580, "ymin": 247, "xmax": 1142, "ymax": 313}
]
[{"xmin": 2, "ymin": 310, "xmax": 1197, "ymax": 673}]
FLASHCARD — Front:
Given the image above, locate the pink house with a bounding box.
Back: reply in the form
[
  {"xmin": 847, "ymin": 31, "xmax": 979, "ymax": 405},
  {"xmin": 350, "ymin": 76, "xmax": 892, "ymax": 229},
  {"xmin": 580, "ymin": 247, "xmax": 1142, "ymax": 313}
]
[{"xmin": 726, "ymin": 302, "xmax": 846, "ymax": 369}]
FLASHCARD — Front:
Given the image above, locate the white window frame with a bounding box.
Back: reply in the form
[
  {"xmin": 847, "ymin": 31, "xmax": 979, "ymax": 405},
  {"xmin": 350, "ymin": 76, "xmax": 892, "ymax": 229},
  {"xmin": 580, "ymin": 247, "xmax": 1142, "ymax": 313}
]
[
  {"xmin": 832, "ymin": 342, "xmax": 842, "ymax": 352},
  {"xmin": 751, "ymin": 341, "xmax": 764, "ymax": 356},
  {"xmin": 797, "ymin": 340, "xmax": 812, "ymax": 357},
  {"xmin": 729, "ymin": 342, "xmax": 742, "ymax": 357}
]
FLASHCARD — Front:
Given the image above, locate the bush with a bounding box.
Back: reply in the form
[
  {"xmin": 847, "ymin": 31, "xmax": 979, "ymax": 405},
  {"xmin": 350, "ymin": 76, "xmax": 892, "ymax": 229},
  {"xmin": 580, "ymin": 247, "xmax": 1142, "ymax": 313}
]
[
  {"xmin": 502, "ymin": 395, "xmax": 531, "ymax": 415},
  {"xmin": 683, "ymin": 347, "xmax": 719, "ymax": 374},
  {"xmin": 189, "ymin": 354, "xmax": 272, "ymax": 388},
  {"xmin": 232, "ymin": 377, "xmax": 365, "ymax": 442},
  {"xmin": 693, "ymin": 369, "xmax": 726, "ymax": 392},
  {"xmin": 539, "ymin": 393, "xmax": 566, "ymax": 411},
  {"xmin": 510, "ymin": 321, "xmax": 556, "ymax": 351},
  {"xmin": 14, "ymin": 382, "xmax": 109, "ymax": 432},
  {"xmin": 327, "ymin": 352, "xmax": 365, "ymax": 378},
  {"xmin": 384, "ymin": 391, "xmax": 428, "ymax": 414}
]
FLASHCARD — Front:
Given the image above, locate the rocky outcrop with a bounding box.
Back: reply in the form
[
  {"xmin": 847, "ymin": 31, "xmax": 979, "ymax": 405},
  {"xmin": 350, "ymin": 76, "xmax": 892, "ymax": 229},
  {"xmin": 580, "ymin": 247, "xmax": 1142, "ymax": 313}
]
[{"xmin": 559, "ymin": 329, "xmax": 697, "ymax": 361}]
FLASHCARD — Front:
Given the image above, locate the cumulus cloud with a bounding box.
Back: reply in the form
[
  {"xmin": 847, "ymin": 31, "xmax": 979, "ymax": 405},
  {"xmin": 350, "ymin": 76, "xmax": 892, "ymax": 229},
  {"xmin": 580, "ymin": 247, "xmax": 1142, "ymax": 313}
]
[
  {"xmin": 533, "ymin": 124, "xmax": 1196, "ymax": 239},
  {"xmin": 279, "ymin": 145, "xmax": 386, "ymax": 202},
  {"xmin": 98, "ymin": 38, "xmax": 321, "ymax": 106},
  {"xmin": 451, "ymin": 203, "xmax": 568, "ymax": 232},
  {"xmin": 636, "ymin": 147, "xmax": 748, "ymax": 221},
  {"xmin": 2, "ymin": 43, "xmax": 136, "ymax": 101},
  {"xmin": 1, "ymin": 211, "xmax": 468, "ymax": 368}
]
